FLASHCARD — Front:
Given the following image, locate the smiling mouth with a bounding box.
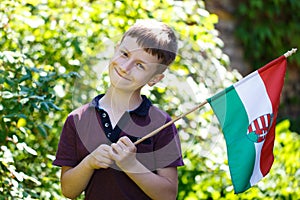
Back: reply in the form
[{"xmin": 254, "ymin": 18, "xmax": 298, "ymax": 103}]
[{"xmin": 115, "ymin": 68, "xmax": 130, "ymax": 81}]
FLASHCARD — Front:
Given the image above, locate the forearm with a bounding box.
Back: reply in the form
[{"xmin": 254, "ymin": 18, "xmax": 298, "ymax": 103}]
[
  {"xmin": 123, "ymin": 161, "xmax": 178, "ymax": 200},
  {"xmin": 60, "ymin": 144, "xmax": 113, "ymax": 199},
  {"xmin": 110, "ymin": 137, "xmax": 178, "ymax": 199},
  {"xmin": 61, "ymin": 156, "xmax": 94, "ymax": 199}
]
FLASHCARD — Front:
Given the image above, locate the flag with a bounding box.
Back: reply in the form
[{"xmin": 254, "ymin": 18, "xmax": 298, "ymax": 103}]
[{"xmin": 207, "ymin": 55, "xmax": 287, "ymax": 193}]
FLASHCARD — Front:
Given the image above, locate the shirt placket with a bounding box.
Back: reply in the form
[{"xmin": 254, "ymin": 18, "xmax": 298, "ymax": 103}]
[{"xmin": 97, "ymin": 108, "xmax": 121, "ymax": 143}]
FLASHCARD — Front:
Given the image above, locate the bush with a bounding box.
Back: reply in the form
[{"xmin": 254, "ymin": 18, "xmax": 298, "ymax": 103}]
[{"xmin": 235, "ymin": 0, "xmax": 300, "ymax": 68}]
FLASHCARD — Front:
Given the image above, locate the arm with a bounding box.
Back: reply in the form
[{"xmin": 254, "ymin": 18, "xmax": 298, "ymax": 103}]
[
  {"xmin": 60, "ymin": 144, "xmax": 113, "ymax": 199},
  {"xmin": 110, "ymin": 137, "xmax": 178, "ymax": 200},
  {"xmin": 124, "ymin": 165, "xmax": 178, "ymax": 200}
]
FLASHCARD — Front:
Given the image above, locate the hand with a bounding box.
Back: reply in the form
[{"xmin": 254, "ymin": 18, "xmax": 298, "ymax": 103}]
[
  {"xmin": 109, "ymin": 136, "xmax": 137, "ymax": 171},
  {"xmin": 87, "ymin": 144, "xmax": 113, "ymax": 169}
]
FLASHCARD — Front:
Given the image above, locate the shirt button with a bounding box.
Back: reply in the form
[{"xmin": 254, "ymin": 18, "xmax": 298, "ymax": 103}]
[
  {"xmin": 105, "ymin": 123, "xmax": 109, "ymax": 127},
  {"xmin": 102, "ymin": 113, "xmax": 106, "ymax": 118},
  {"xmin": 107, "ymin": 133, "xmax": 111, "ymax": 137}
]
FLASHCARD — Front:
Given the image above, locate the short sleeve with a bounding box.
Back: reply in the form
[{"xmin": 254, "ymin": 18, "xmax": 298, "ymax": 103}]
[
  {"xmin": 53, "ymin": 115, "xmax": 79, "ymax": 167},
  {"xmin": 153, "ymin": 117, "xmax": 184, "ymax": 169}
]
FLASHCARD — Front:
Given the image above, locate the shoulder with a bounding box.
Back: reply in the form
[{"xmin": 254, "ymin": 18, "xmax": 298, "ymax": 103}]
[
  {"xmin": 148, "ymin": 104, "xmax": 172, "ymax": 123},
  {"xmin": 60, "ymin": 103, "xmax": 92, "ymax": 133},
  {"xmin": 69, "ymin": 103, "xmax": 91, "ymax": 117},
  {"xmin": 68, "ymin": 94, "xmax": 103, "ymax": 119}
]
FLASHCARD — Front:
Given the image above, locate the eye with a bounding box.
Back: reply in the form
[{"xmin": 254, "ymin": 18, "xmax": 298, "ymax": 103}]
[
  {"xmin": 120, "ymin": 50, "xmax": 129, "ymax": 57},
  {"xmin": 136, "ymin": 63, "xmax": 145, "ymax": 70}
]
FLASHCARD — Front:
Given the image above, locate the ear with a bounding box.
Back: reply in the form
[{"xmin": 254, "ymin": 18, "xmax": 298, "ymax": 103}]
[{"xmin": 147, "ymin": 74, "xmax": 165, "ymax": 86}]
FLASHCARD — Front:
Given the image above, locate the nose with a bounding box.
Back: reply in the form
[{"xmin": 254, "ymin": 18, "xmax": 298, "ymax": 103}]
[{"xmin": 119, "ymin": 59, "xmax": 134, "ymax": 73}]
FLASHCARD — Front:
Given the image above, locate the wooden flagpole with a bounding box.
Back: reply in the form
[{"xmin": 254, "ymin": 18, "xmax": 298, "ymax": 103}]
[{"xmin": 134, "ymin": 100, "xmax": 208, "ymax": 145}]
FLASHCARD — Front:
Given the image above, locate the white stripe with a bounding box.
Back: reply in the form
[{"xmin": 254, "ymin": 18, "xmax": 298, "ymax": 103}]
[
  {"xmin": 257, "ymin": 118, "xmax": 263, "ymax": 129},
  {"xmin": 250, "ymin": 142, "xmax": 264, "ymax": 186},
  {"xmin": 251, "ymin": 123, "xmax": 256, "ymax": 131},
  {"xmin": 234, "ymin": 71, "xmax": 273, "ymax": 184},
  {"xmin": 234, "ymin": 71, "xmax": 272, "ymax": 123},
  {"xmin": 264, "ymin": 114, "xmax": 269, "ymax": 127}
]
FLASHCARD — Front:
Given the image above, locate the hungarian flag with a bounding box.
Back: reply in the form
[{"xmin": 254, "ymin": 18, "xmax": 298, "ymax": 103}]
[{"xmin": 207, "ymin": 55, "xmax": 287, "ymax": 193}]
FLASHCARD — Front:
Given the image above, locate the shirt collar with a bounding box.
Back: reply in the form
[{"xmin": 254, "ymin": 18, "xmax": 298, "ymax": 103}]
[{"xmin": 90, "ymin": 94, "xmax": 152, "ymax": 116}]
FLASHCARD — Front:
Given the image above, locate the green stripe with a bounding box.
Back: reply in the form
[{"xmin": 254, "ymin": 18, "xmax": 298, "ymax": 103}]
[{"xmin": 207, "ymin": 86, "xmax": 256, "ymax": 193}]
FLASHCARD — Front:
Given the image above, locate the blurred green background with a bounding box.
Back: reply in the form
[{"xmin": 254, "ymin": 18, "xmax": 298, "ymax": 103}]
[{"xmin": 0, "ymin": 0, "xmax": 299, "ymax": 199}]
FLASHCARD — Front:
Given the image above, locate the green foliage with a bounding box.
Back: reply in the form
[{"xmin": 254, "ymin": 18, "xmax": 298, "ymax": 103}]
[
  {"xmin": 235, "ymin": 0, "xmax": 300, "ymax": 68},
  {"xmin": 0, "ymin": 0, "xmax": 299, "ymax": 199},
  {"xmin": 0, "ymin": 51, "xmax": 73, "ymax": 198}
]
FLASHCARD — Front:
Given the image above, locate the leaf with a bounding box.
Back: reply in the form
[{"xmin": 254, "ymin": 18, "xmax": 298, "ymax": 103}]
[
  {"xmin": 47, "ymin": 102, "xmax": 62, "ymax": 111},
  {"xmin": 19, "ymin": 97, "xmax": 29, "ymax": 104},
  {"xmin": 29, "ymin": 95, "xmax": 45, "ymax": 100},
  {"xmin": 23, "ymin": 143, "xmax": 37, "ymax": 156},
  {"xmin": 43, "ymin": 123, "xmax": 52, "ymax": 129},
  {"xmin": 37, "ymin": 124, "xmax": 47, "ymax": 137},
  {"xmin": 19, "ymin": 85, "xmax": 30, "ymax": 93},
  {"xmin": 1, "ymin": 91, "xmax": 14, "ymax": 99},
  {"xmin": 3, "ymin": 113, "xmax": 27, "ymax": 119},
  {"xmin": 0, "ymin": 77, "xmax": 4, "ymax": 84},
  {"xmin": 72, "ymin": 37, "xmax": 82, "ymax": 54},
  {"xmin": 18, "ymin": 73, "xmax": 31, "ymax": 83},
  {"xmin": 40, "ymin": 102, "xmax": 49, "ymax": 112},
  {"xmin": 4, "ymin": 78, "xmax": 15, "ymax": 86},
  {"xmin": 65, "ymin": 71, "xmax": 80, "ymax": 78}
]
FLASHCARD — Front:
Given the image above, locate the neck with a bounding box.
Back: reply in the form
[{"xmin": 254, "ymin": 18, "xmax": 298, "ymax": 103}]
[{"xmin": 100, "ymin": 87, "xmax": 143, "ymax": 112}]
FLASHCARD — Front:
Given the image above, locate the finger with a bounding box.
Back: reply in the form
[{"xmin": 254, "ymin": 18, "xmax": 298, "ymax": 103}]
[
  {"xmin": 119, "ymin": 136, "xmax": 136, "ymax": 152},
  {"xmin": 100, "ymin": 144, "xmax": 112, "ymax": 152},
  {"xmin": 88, "ymin": 152, "xmax": 113, "ymax": 169},
  {"xmin": 97, "ymin": 157, "xmax": 112, "ymax": 165},
  {"xmin": 91, "ymin": 152, "xmax": 111, "ymax": 164},
  {"xmin": 109, "ymin": 144, "xmax": 120, "ymax": 160},
  {"xmin": 99, "ymin": 163, "xmax": 109, "ymax": 169},
  {"xmin": 119, "ymin": 136, "xmax": 133, "ymax": 146},
  {"xmin": 93, "ymin": 147, "xmax": 111, "ymax": 158},
  {"xmin": 92, "ymin": 150, "xmax": 113, "ymax": 164},
  {"xmin": 117, "ymin": 140, "xmax": 127, "ymax": 151},
  {"xmin": 96, "ymin": 161, "xmax": 111, "ymax": 169},
  {"xmin": 111, "ymin": 143, "xmax": 123, "ymax": 155}
]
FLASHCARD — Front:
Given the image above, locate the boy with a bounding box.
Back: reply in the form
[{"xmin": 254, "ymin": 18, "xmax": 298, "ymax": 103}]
[{"xmin": 53, "ymin": 19, "xmax": 184, "ymax": 199}]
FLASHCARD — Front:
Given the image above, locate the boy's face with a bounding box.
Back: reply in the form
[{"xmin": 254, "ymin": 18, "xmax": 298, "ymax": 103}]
[{"xmin": 108, "ymin": 36, "xmax": 164, "ymax": 92}]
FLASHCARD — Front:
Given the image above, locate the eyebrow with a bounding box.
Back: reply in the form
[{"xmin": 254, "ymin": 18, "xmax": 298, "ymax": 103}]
[{"xmin": 120, "ymin": 46, "xmax": 150, "ymax": 64}]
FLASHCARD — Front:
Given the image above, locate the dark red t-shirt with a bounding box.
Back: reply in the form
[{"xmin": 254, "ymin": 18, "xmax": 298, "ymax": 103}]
[{"xmin": 53, "ymin": 95, "xmax": 184, "ymax": 199}]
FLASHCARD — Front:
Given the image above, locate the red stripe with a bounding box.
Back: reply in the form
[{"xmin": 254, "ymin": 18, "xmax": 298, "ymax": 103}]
[
  {"xmin": 258, "ymin": 56, "xmax": 286, "ymax": 111},
  {"xmin": 248, "ymin": 124, "xmax": 253, "ymax": 133},
  {"xmin": 260, "ymin": 115, "xmax": 266, "ymax": 129},
  {"xmin": 258, "ymin": 56, "xmax": 287, "ymax": 176},
  {"xmin": 254, "ymin": 119, "xmax": 260, "ymax": 131},
  {"xmin": 266, "ymin": 114, "xmax": 271, "ymax": 127}
]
